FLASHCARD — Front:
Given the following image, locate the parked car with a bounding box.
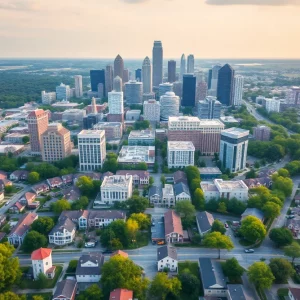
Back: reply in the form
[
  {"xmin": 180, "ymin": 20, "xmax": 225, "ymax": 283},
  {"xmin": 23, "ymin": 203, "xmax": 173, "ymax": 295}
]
[
  {"xmin": 84, "ymin": 242, "xmax": 96, "ymax": 248},
  {"xmin": 224, "ymin": 223, "xmax": 229, "ymax": 228},
  {"xmin": 244, "ymin": 249, "xmax": 254, "ymax": 253},
  {"xmin": 5, "ymin": 201, "xmax": 10, "ymax": 206},
  {"xmin": 287, "ymin": 215, "xmax": 295, "ymax": 219},
  {"xmin": 157, "ymin": 240, "xmax": 165, "ymax": 245}
]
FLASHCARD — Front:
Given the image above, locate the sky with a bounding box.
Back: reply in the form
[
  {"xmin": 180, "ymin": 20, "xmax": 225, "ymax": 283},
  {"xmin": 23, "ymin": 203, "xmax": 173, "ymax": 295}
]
[{"xmin": 0, "ymin": 0, "xmax": 300, "ymax": 59}]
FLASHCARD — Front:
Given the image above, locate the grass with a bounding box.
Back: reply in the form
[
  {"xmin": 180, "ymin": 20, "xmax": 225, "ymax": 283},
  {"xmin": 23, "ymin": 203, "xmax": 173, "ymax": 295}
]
[
  {"xmin": 277, "ymin": 288, "xmax": 289, "ymax": 300},
  {"xmin": 125, "ymin": 231, "xmax": 149, "ymax": 249},
  {"xmin": 22, "ymin": 293, "xmax": 52, "ymax": 300}
]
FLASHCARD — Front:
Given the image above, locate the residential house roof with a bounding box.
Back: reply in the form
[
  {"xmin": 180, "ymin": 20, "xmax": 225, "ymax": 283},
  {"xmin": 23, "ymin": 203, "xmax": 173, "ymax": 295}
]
[
  {"xmin": 196, "ymin": 211, "xmax": 214, "ymax": 233},
  {"xmin": 32, "ymin": 182, "xmax": 49, "ymax": 192},
  {"xmin": 111, "ymin": 250, "xmax": 129, "ymax": 258},
  {"xmin": 164, "ymin": 210, "xmax": 183, "ymax": 237},
  {"xmin": 31, "ymin": 248, "xmax": 52, "ymax": 260},
  {"xmin": 0, "ymin": 171, "xmax": 7, "ymax": 180},
  {"xmin": 9, "ymin": 212, "xmax": 37, "ymax": 238},
  {"xmin": 241, "ymin": 208, "xmax": 264, "ymax": 221},
  {"xmin": 61, "ymin": 186, "xmax": 81, "ymax": 202},
  {"xmin": 289, "ymin": 288, "xmax": 300, "ymax": 300},
  {"xmin": 101, "ymin": 172, "xmax": 114, "ymax": 180},
  {"xmin": 0, "ymin": 232, "xmax": 6, "ymax": 241},
  {"xmin": 149, "ymin": 185, "xmax": 162, "ymax": 198},
  {"xmin": 12, "ymin": 202, "xmax": 25, "ymax": 211},
  {"xmin": 23, "ymin": 192, "xmax": 36, "ymax": 204},
  {"xmin": 47, "ymin": 177, "xmax": 63, "ymax": 186},
  {"xmin": 243, "ymin": 177, "xmax": 272, "ymax": 188},
  {"xmin": 76, "ymin": 253, "xmax": 104, "ymax": 276},
  {"xmin": 109, "ymin": 288, "xmax": 133, "ymax": 300},
  {"xmin": 174, "ymin": 182, "xmax": 190, "ymax": 197},
  {"xmin": 49, "ymin": 216, "xmax": 76, "ymax": 235},
  {"xmin": 257, "ymin": 168, "xmax": 276, "ymax": 178},
  {"xmin": 61, "ymin": 174, "xmax": 74, "ymax": 183},
  {"xmin": 60, "ymin": 210, "xmax": 126, "ymax": 222},
  {"xmin": 116, "ymin": 170, "xmax": 150, "ymax": 178},
  {"xmin": 157, "ymin": 245, "xmax": 177, "ymax": 261},
  {"xmin": 173, "ymin": 170, "xmax": 187, "ymax": 184},
  {"xmin": 10, "ymin": 170, "xmax": 29, "ymax": 180},
  {"xmin": 227, "ymin": 284, "xmax": 248, "ymax": 300},
  {"xmin": 53, "ymin": 279, "xmax": 77, "ymax": 300}
]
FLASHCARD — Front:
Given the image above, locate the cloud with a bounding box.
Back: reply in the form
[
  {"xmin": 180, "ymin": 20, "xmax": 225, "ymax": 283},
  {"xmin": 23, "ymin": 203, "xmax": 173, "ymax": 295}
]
[
  {"xmin": 0, "ymin": 0, "xmax": 39, "ymax": 11},
  {"xmin": 205, "ymin": 0, "xmax": 300, "ymax": 5}
]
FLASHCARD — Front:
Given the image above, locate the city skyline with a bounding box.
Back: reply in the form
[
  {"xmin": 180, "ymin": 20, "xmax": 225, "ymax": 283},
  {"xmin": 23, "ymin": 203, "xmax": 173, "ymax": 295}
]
[{"xmin": 0, "ymin": 0, "xmax": 300, "ymax": 59}]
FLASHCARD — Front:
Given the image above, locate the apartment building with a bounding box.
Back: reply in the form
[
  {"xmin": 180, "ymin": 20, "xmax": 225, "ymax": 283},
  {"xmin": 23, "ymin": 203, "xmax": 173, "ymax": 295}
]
[
  {"xmin": 167, "ymin": 141, "xmax": 195, "ymax": 168},
  {"xmin": 143, "ymin": 99, "xmax": 160, "ymax": 121},
  {"xmin": 128, "ymin": 130, "xmax": 155, "ymax": 146},
  {"xmin": 118, "ymin": 146, "xmax": 155, "ymax": 166}
]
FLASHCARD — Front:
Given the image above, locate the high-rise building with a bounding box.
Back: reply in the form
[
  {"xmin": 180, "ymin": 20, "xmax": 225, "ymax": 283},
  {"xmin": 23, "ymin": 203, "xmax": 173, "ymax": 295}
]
[
  {"xmin": 196, "ymin": 81, "xmax": 208, "ymax": 101},
  {"xmin": 91, "ymin": 97, "xmax": 98, "ymax": 114},
  {"xmin": 143, "ymin": 92, "xmax": 155, "ymax": 101},
  {"xmin": 265, "ymin": 97, "xmax": 280, "ymax": 112},
  {"xmin": 173, "ymin": 81, "xmax": 183, "ymax": 98},
  {"xmin": 253, "ymin": 125, "xmax": 271, "ymax": 141},
  {"xmin": 160, "ymin": 92, "xmax": 180, "ymax": 121},
  {"xmin": 208, "ymin": 69, "xmax": 212, "ymax": 90},
  {"xmin": 220, "ymin": 128, "xmax": 249, "ymax": 172},
  {"xmin": 198, "ymin": 96, "xmax": 222, "ymax": 119},
  {"xmin": 210, "ymin": 64, "xmax": 222, "ymax": 96},
  {"xmin": 41, "ymin": 91, "xmax": 56, "ymax": 105},
  {"xmin": 74, "ymin": 75, "xmax": 83, "ymax": 98},
  {"xmin": 152, "ymin": 41, "xmax": 163, "ymax": 88},
  {"xmin": 135, "ymin": 69, "xmax": 142, "ymax": 81},
  {"xmin": 114, "ymin": 55, "xmax": 124, "ymax": 80},
  {"xmin": 83, "ymin": 115, "xmax": 98, "ymax": 130},
  {"xmin": 182, "ymin": 74, "xmax": 196, "ymax": 107},
  {"xmin": 125, "ymin": 80, "xmax": 143, "ymax": 104},
  {"xmin": 233, "ymin": 75, "xmax": 244, "ymax": 106},
  {"xmin": 41, "ymin": 123, "xmax": 71, "ymax": 162},
  {"xmin": 78, "ymin": 130, "xmax": 106, "ymax": 171},
  {"xmin": 27, "ymin": 109, "xmax": 49, "ymax": 154},
  {"xmin": 113, "ymin": 76, "xmax": 122, "ymax": 92},
  {"xmin": 56, "ymin": 83, "xmax": 71, "ymax": 100},
  {"xmin": 180, "ymin": 54, "xmax": 186, "ymax": 82},
  {"xmin": 90, "ymin": 70, "xmax": 105, "ymax": 93},
  {"xmin": 123, "ymin": 69, "xmax": 129, "ymax": 83},
  {"xmin": 187, "ymin": 54, "xmax": 194, "ymax": 74},
  {"xmin": 105, "ymin": 65, "xmax": 113, "ymax": 97},
  {"xmin": 159, "ymin": 82, "xmax": 173, "ymax": 97},
  {"xmin": 97, "ymin": 83, "xmax": 104, "ymax": 99},
  {"xmin": 108, "ymin": 91, "xmax": 124, "ymax": 115},
  {"xmin": 168, "ymin": 60, "xmax": 176, "ymax": 83},
  {"xmin": 168, "ymin": 141, "xmax": 195, "ymax": 168},
  {"xmin": 286, "ymin": 86, "xmax": 300, "ymax": 105},
  {"xmin": 142, "ymin": 57, "xmax": 152, "ymax": 94},
  {"xmin": 143, "ymin": 99, "xmax": 160, "ymax": 122},
  {"xmin": 217, "ymin": 64, "xmax": 235, "ymax": 106}
]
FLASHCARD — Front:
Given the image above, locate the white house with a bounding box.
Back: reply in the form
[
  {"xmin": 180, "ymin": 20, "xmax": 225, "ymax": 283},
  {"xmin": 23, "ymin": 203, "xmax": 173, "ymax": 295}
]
[
  {"xmin": 31, "ymin": 248, "xmax": 56, "ymax": 280},
  {"xmin": 174, "ymin": 182, "xmax": 191, "ymax": 202},
  {"xmin": 157, "ymin": 245, "xmax": 178, "ymax": 272},
  {"xmin": 76, "ymin": 253, "xmax": 104, "ymax": 283},
  {"xmin": 162, "ymin": 184, "xmax": 175, "ymax": 208}
]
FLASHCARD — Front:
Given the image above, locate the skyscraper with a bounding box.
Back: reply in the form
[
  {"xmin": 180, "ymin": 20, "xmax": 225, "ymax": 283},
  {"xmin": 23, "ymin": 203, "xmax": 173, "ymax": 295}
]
[
  {"xmin": 113, "ymin": 76, "xmax": 122, "ymax": 92},
  {"xmin": 233, "ymin": 75, "xmax": 244, "ymax": 106},
  {"xmin": 208, "ymin": 69, "xmax": 212, "ymax": 90},
  {"xmin": 159, "ymin": 82, "xmax": 173, "ymax": 97},
  {"xmin": 90, "ymin": 70, "xmax": 105, "ymax": 93},
  {"xmin": 152, "ymin": 41, "xmax": 163, "ymax": 88},
  {"xmin": 56, "ymin": 83, "xmax": 71, "ymax": 100},
  {"xmin": 180, "ymin": 54, "xmax": 186, "ymax": 82},
  {"xmin": 210, "ymin": 64, "xmax": 222, "ymax": 96},
  {"xmin": 168, "ymin": 60, "xmax": 176, "ymax": 83},
  {"xmin": 108, "ymin": 90, "xmax": 124, "ymax": 115},
  {"xmin": 125, "ymin": 80, "xmax": 143, "ymax": 104},
  {"xmin": 196, "ymin": 81, "xmax": 208, "ymax": 101},
  {"xmin": 114, "ymin": 54, "xmax": 124, "ymax": 80},
  {"xmin": 74, "ymin": 75, "xmax": 83, "ymax": 98},
  {"xmin": 123, "ymin": 69, "xmax": 129, "ymax": 83},
  {"xmin": 160, "ymin": 92, "xmax": 180, "ymax": 121},
  {"xmin": 181, "ymin": 74, "xmax": 196, "ymax": 107},
  {"xmin": 187, "ymin": 54, "xmax": 195, "ymax": 74},
  {"xmin": 135, "ymin": 69, "xmax": 142, "ymax": 81},
  {"xmin": 105, "ymin": 65, "xmax": 113, "ymax": 97},
  {"xmin": 198, "ymin": 96, "xmax": 222, "ymax": 119},
  {"xmin": 142, "ymin": 56, "xmax": 152, "ymax": 94},
  {"xmin": 217, "ymin": 64, "xmax": 235, "ymax": 106}
]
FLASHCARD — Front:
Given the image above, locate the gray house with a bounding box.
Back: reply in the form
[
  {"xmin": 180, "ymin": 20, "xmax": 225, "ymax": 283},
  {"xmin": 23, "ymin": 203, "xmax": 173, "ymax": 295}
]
[
  {"xmin": 149, "ymin": 185, "xmax": 162, "ymax": 206},
  {"xmin": 174, "ymin": 182, "xmax": 191, "ymax": 202},
  {"xmin": 196, "ymin": 211, "xmax": 214, "ymax": 235}
]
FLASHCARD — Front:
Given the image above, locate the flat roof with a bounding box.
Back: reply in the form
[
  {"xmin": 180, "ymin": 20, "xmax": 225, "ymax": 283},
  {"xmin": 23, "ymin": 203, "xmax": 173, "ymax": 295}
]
[
  {"xmin": 199, "ymin": 167, "xmax": 222, "ymax": 175},
  {"xmin": 168, "ymin": 141, "xmax": 195, "ymax": 150},
  {"xmin": 214, "ymin": 179, "xmax": 248, "ymax": 191},
  {"xmin": 129, "ymin": 130, "xmax": 155, "ymax": 139},
  {"xmin": 101, "ymin": 175, "xmax": 132, "ymax": 188},
  {"xmin": 78, "ymin": 130, "xmax": 105, "ymax": 136},
  {"xmin": 118, "ymin": 146, "xmax": 155, "ymax": 163},
  {"xmin": 221, "ymin": 127, "xmax": 249, "ymax": 138}
]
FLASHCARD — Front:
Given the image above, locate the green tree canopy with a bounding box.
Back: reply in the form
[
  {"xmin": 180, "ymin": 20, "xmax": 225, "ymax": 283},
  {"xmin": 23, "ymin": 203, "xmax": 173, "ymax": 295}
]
[
  {"xmin": 126, "ymin": 196, "xmax": 148, "ymax": 214},
  {"xmin": 175, "ymin": 200, "xmax": 196, "ymax": 226},
  {"xmin": 269, "ymin": 258, "xmax": 294, "ymax": 283},
  {"xmin": 22, "ymin": 231, "xmax": 48, "ymax": 253},
  {"xmin": 248, "ymin": 262, "xmax": 274, "ymax": 289},
  {"xmin": 77, "ymin": 284, "xmax": 103, "ymax": 300},
  {"xmin": 0, "ymin": 292, "xmax": 26, "ymax": 300},
  {"xmin": 76, "ymin": 176, "xmax": 94, "ymax": 197},
  {"xmin": 222, "ymin": 258, "xmax": 244, "ymax": 281},
  {"xmin": 211, "ymin": 220, "xmax": 226, "ymax": 235},
  {"xmin": 272, "ymin": 175, "xmax": 293, "ymax": 197},
  {"xmin": 193, "ymin": 188, "xmax": 205, "ymax": 210},
  {"xmin": 239, "ymin": 216, "xmax": 266, "ymax": 243},
  {"xmin": 284, "ymin": 242, "xmax": 300, "ymax": 263},
  {"xmin": 178, "ymin": 269, "xmax": 199, "ymax": 297},
  {"xmin": 128, "ymin": 213, "xmax": 150, "ymax": 230},
  {"xmin": 31, "ymin": 217, "xmax": 54, "ymax": 236},
  {"xmin": 28, "ymin": 171, "xmax": 40, "ymax": 184},
  {"xmin": 262, "ymin": 201, "xmax": 281, "ymax": 219},
  {"xmin": 51, "ymin": 199, "xmax": 71, "ymax": 214},
  {"xmin": 269, "ymin": 228, "xmax": 293, "ymax": 247}
]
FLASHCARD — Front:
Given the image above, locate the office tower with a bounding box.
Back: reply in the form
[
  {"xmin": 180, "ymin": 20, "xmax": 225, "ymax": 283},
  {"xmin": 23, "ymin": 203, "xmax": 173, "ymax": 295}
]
[
  {"xmin": 159, "ymin": 82, "xmax": 173, "ymax": 97},
  {"xmin": 78, "ymin": 130, "xmax": 106, "ymax": 171},
  {"xmin": 173, "ymin": 81, "xmax": 183, "ymax": 98},
  {"xmin": 180, "ymin": 54, "xmax": 186, "ymax": 82},
  {"xmin": 41, "ymin": 123, "xmax": 71, "ymax": 162},
  {"xmin": 208, "ymin": 69, "xmax": 212, "ymax": 89},
  {"xmin": 168, "ymin": 116, "xmax": 224, "ymax": 154},
  {"xmin": 108, "ymin": 91, "xmax": 124, "ymax": 115},
  {"xmin": 143, "ymin": 92, "xmax": 155, "ymax": 101},
  {"xmin": 91, "ymin": 97, "xmax": 97, "ymax": 114},
  {"xmin": 187, "ymin": 55, "xmax": 195, "ymax": 74},
  {"xmin": 125, "ymin": 80, "xmax": 143, "ymax": 104},
  {"xmin": 253, "ymin": 125, "xmax": 271, "ymax": 141},
  {"xmin": 114, "ymin": 54, "xmax": 124, "ymax": 80},
  {"xmin": 113, "ymin": 76, "xmax": 122, "ymax": 92},
  {"xmin": 168, "ymin": 141, "xmax": 195, "ymax": 168},
  {"xmin": 196, "ymin": 81, "xmax": 208, "ymax": 101},
  {"xmin": 198, "ymin": 96, "xmax": 221, "ymax": 119},
  {"xmin": 210, "ymin": 64, "xmax": 222, "ymax": 96},
  {"xmin": 56, "ymin": 83, "xmax": 71, "ymax": 100},
  {"xmin": 233, "ymin": 75, "xmax": 244, "ymax": 106},
  {"xmin": 135, "ymin": 69, "xmax": 142, "ymax": 81},
  {"xmin": 217, "ymin": 64, "xmax": 235, "ymax": 106},
  {"xmin": 27, "ymin": 109, "xmax": 49, "ymax": 154},
  {"xmin": 74, "ymin": 75, "xmax": 83, "ymax": 98},
  {"xmin": 90, "ymin": 70, "xmax": 105, "ymax": 93},
  {"xmin": 123, "ymin": 69, "xmax": 129, "ymax": 83},
  {"xmin": 265, "ymin": 97, "xmax": 281, "ymax": 112},
  {"xmin": 286, "ymin": 86, "xmax": 300, "ymax": 105},
  {"xmin": 83, "ymin": 115, "xmax": 98, "ymax": 130},
  {"xmin": 168, "ymin": 60, "xmax": 176, "ymax": 83},
  {"xmin": 220, "ymin": 128, "xmax": 249, "ymax": 172},
  {"xmin": 105, "ymin": 65, "xmax": 113, "ymax": 97},
  {"xmin": 143, "ymin": 99, "xmax": 160, "ymax": 122},
  {"xmin": 97, "ymin": 83, "xmax": 104, "ymax": 99},
  {"xmin": 41, "ymin": 91, "xmax": 56, "ymax": 105},
  {"xmin": 182, "ymin": 74, "xmax": 196, "ymax": 107},
  {"xmin": 152, "ymin": 41, "xmax": 163, "ymax": 88},
  {"xmin": 160, "ymin": 92, "xmax": 180, "ymax": 121},
  {"xmin": 142, "ymin": 56, "xmax": 152, "ymax": 94}
]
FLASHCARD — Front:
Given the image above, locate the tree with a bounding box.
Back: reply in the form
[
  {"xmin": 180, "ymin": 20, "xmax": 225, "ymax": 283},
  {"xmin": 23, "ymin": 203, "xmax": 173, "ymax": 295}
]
[
  {"xmin": 211, "ymin": 220, "xmax": 226, "ymax": 235},
  {"xmin": 278, "ymin": 168, "xmax": 290, "ymax": 178},
  {"xmin": 160, "ymin": 175, "xmax": 166, "ymax": 186},
  {"xmin": 101, "ymin": 255, "xmax": 149, "ymax": 299},
  {"xmin": 262, "ymin": 202, "xmax": 281, "ymax": 219},
  {"xmin": 239, "ymin": 216, "xmax": 266, "ymax": 243},
  {"xmin": 202, "ymin": 232, "xmax": 234, "ymax": 259},
  {"xmin": 31, "ymin": 217, "xmax": 54, "ymax": 235},
  {"xmin": 22, "ymin": 136, "xmax": 30, "ymax": 144},
  {"xmin": 245, "ymin": 169, "xmax": 256, "ymax": 179},
  {"xmin": 190, "ymin": 178, "xmax": 201, "ymax": 193},
  {"xmin": 77, "ymin": 284, "xmax": 103, "ymax": 300},
  {"xmin": 126, "ymin": 219, "xmax": 139, "ymax": 243},
  {"xmin": 149, "ymin": 176, "xmax": 154, "ymax": 186},
  {"xmin": 0, "ymin": 292, "xmax": 26, "ymax": 300},
  {"xmin": 28, "ymin": 171, "xmax": 40, "ymax": 184},
  {"xmin": 178, "ymin": 270, "xmax": 199, "ymax": 297},
  {"xmin": 175, "ymin": 200, "xmax": 196, "ymax": 226},
  {"xmin": 222, "ymin": 258, "xmax": 244, "ymax": 281},
  {"xmin": 193, "ymin": 188, "xmax": 205, "ymax": 210},
  {"xmin": 269, "ymin": 258, "xmax": 295, "ymax": 283},
  {"xmin": 36, "ymin": 273, "xmax": 48, "ymax": 289},
  {"xmin": 32, "ymin": 296, "xmax": 44, "ymax": 300},
  {"xmin": 284, "ymin": 242, "xmax": 300, "ymax": 263},
  {"xmin": 72, "ymin": 196, "xmax": 89, "ymax": 210},
  {"xmin": 148, "ymin": 272, "xmax": 181, "ymax": 300},
  {"xmin": 269, "ymin": 228, "xmax": 293, "ymax": 247},
  {"xmin": 272, "ymin": 175, "xmax": 293, "ymax": 197},
  {"xmin": 67, "ymin": 260, "xmax": 78, "ymax": 273},
  {"xmin": 76, "ymin": 176, "xmax": 94, "ymax": 197},
  {"xmin": 51, "ymin": 199, "xmax": 71, "ymax": 214},
  {"xmin": 0, "ymin": 243, "xmax": 21, "ymax": 291},
  {"xmin": 22, "ymin": 231, "xmax": 48, "ymax": 253},
  {"xmin": 248, "ymin": 262, "xmax": 274, "ymax": 289},
  {"xmin": 4, "ymin": 186, "xmax": 13, "ymax": 194},
  {"xmin": 126, "ymin": 196, "xmax": 148, "ymax": 214},
  {"xmin": 129, "ymin": 213, "xmax": 150, "ymax": 230},
  {"xmin": 217, "ymin": 202, "xmax": 227, "ymax": 214}
]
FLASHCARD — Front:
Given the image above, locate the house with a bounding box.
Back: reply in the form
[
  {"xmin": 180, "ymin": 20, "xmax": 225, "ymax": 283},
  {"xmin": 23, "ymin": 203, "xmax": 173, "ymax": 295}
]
[
  {"xmin": 73, "ymin": 172, "xmax": 102, "ymax": 184},
  {"xmin": 76, "ymin": 253, "xmax": 104, "ymax": 283},
  {"xmin": 47, "ymin": 177, "xmax": 63, "ymax": 188},
  {"xmin": 196, "ymin": 211, "xmax": 214, "ymax": 235},
  {"xmin": 111, "ymin": 250, "xmax": 129, "ymax": 258},
  {"xmin": 53, "ymin": 279, "xmax": 77, "ymax": 300},
  {"xmin": 149, "ymin": 185, "xmax": 162, "ymax": 206},
  {"xmin": 48, "ymin": 216, "xmax": 76, "ymax": 246},
  {"xmin": 157, "ymin": 245, "xmax": 178, "ymax": 272},
  {"xmin": 257, "ymin": 168, "xmax": 276, "ymax": 178},
  {"xmin": 288, "ymin": 288, "xmax": 300, "ymax": 300},
  {"xmin": 31, "ymin": 248, "xmax": 55, "ymax": 280},
  {"xmin": 116, "ymin": 170, "xmax": 150, "ymax": 185},
  {"xmin": 10, "ymin": 170, "xmax": 29, "ymax": 181},
  {"xmin": 8, "ymin": 212, "xmax": 38, "ymax": 245},
  {"xmin": 174, "ymin": 182, "xmax": 191, "ymax": 202},
  {"xmin": 9, "ymin": 201, "xmax": 25, "ymax": 214},
  {"xmin": 243, "ymin": 177, "xmax": 272, "ymax": 189},
  {"xmin": 61, "ymin": 174, "xmax": 74, "ymax": 185},
  {"xmin": 173, "ymin": 170, "xmax": 188, "ymax": 185},
  {"xmin": 0, "ymin": 178, "xmax": 12, "ymax": 190},
  {"xmin": 227, "ymin": 284, "xmax": 250, "ymax": 300},
  {"xmin": 164, "ymin": 210, "xmax": 183, "ymax": 243},
  {"xmin": 198, "ymin": 258, "xmax": 227, "ymax": 297},
  {"xmin": 19, "ymin": 192, "xmax": 36, "ymax": 206},
  {"xmin": 162, "ymin": 184, "xmax": 175, "ymax": 208},
  {"xmin": 32, "ymin": 182, "xmax": 50, "ymax": 195},
  {"xmin": 287, "ymin": 219, "xmax": 300, "ymax": 239},
  {"xmin": 109, "ymin": 289, "xmax": 133, "ymax": 300},
  {"xmin": 0, "ymin": 232, "xmax": 6, "ymax": 241},
  {"xmin": 241, "ymin": 208, "xmax": 264, "ymax": 222},
  {"xmin": 61, "ymin": 186, "xmax": 81, "ymax": 202},
  {"xmin": 0, "ymin": 171, "xmax": 7, "ymax": 180}
]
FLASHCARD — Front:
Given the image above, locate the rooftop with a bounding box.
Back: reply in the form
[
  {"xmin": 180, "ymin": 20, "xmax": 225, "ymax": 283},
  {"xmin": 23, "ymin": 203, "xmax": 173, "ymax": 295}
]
[
  {"xmin": 168, "ymin": 141, "xmax": 195, "ymax": 151},
  {"xmin": 157, "ymin": 245, "xmax": 178, "ymax": 261},
  {"xmin": 129, "ymin": 130, "xmax": 155, "ymax": 139},
  {"xmin": 78, "ymin": 129, "xmax": 105, "ymax": 136},
  {"xmin": 196, "ymin": 211, "xmax": 214, "ymax": 233},
  {"xmin": 53, "ymin": 279, "xmax": 77, "ymax": 300},
  {"xmin": 199, "ymin": 167, "xmax": 222, "ymax": 175},
  {"xmin": 221, "ymin": 127, "xmax": 249, "ymax": 138},
  {"xmin": 118, "ymin": 146, "xmax": 155, "ymax": 164},
  {"xmin": 214, "ymin": 179, "xmax": 248, "ymax": 191},
  {"xmin": 164, "ymin": 210, "xmax": 183, "ymax": 236},
  {"xmin": 31, "ymin": 248, "xmax": 52, "ymax": 260},
  {"xmin": 101, "ymin": 175, "xmax": 132, "ymax": 188},
  {"xmin": 163, "ymin": 184, "xmax": 174, "ymax": 197},
  {"xmin": 109, "ymin": 288, "xmax": 133, "ymax": 300}
]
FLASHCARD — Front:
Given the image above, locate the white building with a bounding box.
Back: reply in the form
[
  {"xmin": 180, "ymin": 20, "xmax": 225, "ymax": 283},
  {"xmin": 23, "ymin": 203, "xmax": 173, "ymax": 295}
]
[
  {"xmin": 201, "ymin": 179, "xmax": 249, "ymax": 202},
  {"xmin": 286, "ymin": 86, "xmax": 300, "ymax": 105},
  {"xmin": 174, "ymin": 182, "xmax": 191, "ymax": 202},
  {"xmin": 108, "ymin": 91, "xmax": 124, "ymax": 115},
  {"xmin": 162, "ymin": 184, "xmax": 175, "ymax": 208},
  {"xmin": 74, "ymin": 75, "xmax": 83, "ymax": 98},
  {"xmin": 157, "ymin": 246, "xmax": 178, "ymax": 272},
  {"xmin": 233, "ymin": 75, "xmax": 244, "ymax": 106},
  {"xmin": 142, "ymin": 56, "xmax": 152, "ymax": 94},
  {"xmin": 31, "ymin": 248, "xmax": 55, "ymax": 280},
  {"xmin": 160, "ymin": 92, "xmax": 180, "ymax": 121},
  {"xmin": 187, "ymin": 54, "xmax": 195, "ymax": 74},
  {"xmin": 62, "ymin": 109, "xmax": 86, "ymax": 123},
  {"xmin": 41, "ymin": 91, "xmax": 56, "ymax": 105},
  {"xmin": 220, "ymin": 127, "xmax": 249, "ymax": 172},
  {"xmin": 100, "ymin": 175, "xmax": 133, "ymax": 205},
  {"xmin": 265, "ymin": 97, "xmax": 281, "ymax": 113},
  {"xmin": 168, "ymin": 141, "xmax": 195, "ymax": 168},
  {"xmin": 125, "ymin": 80, "xmax": 143, "ymax": 104},
  {"xmin": 56, "ymin": 83, "xmax": 71, "ymax": 101},
  {"xmin": 78, "ymin": 130, "xmax": 106, "ymax": 171},
  {"xmin": 118, "ymin": 146, "xmax": 155, "ymax": 166},
  {"xmin": 143, "ymin": 99, "xmax": 160, "ymax": 122}
]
